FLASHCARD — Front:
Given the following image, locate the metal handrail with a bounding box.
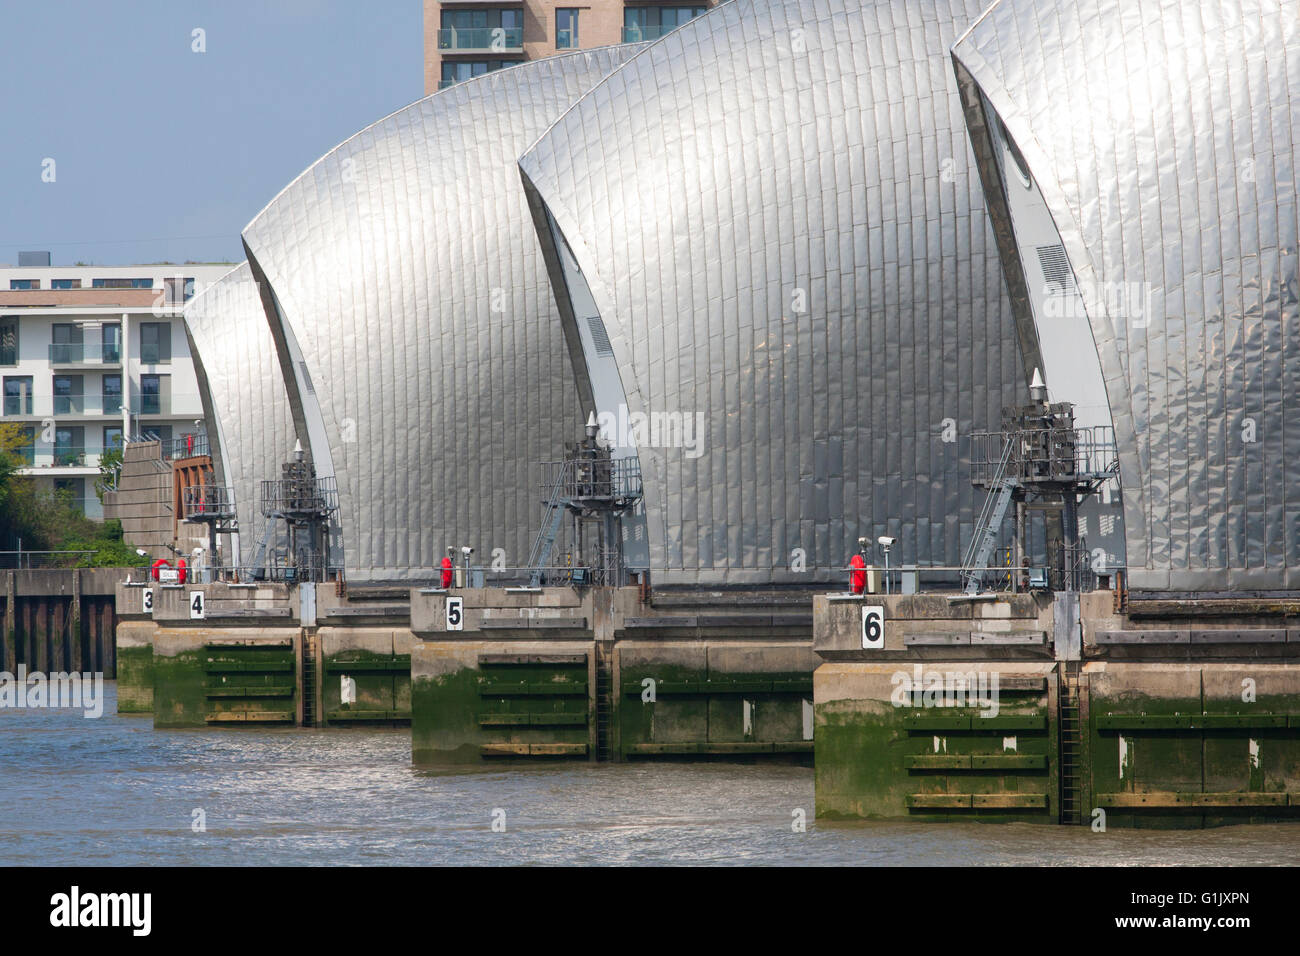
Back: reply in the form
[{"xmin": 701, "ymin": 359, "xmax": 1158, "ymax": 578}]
[
  {"xmin": 971, "ymin": 425, "xmax": 1118, "ymax": 485},
  {"xmin": 182, "ymin": 484, "xmax": 236, "ymax": 520},
  {"xmin": 259, "ymin": 475, "xmax": 338, "ymax": 519}
]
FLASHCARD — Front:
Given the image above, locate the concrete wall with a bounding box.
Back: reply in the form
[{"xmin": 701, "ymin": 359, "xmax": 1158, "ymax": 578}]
[
  {"xmin": 410, "ymin": 585, "xmax": 818, "ymax": 763},
  {"xmin": 812, "ymin": 585, "xmax": 1300, "ymax": 827},
  {"xmin": 103, "ymin": 441, "xmax": 173, "ymax": 557}
]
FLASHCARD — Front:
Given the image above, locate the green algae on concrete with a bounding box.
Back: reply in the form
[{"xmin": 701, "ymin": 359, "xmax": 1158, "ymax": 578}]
[
  {"xmin": 1085, "ymin": 661, "xmax": 1300, "ymax": 828},
  {"xmin": 319, "ymin": 627, "xmax": 412, "ymax": 724},
  {"xmin": 115, "ymin": 621, "xmax": 155, "ymax": 714},
  {"xmin": 152, "ymin": 629, "xmax": 299, "ymax": 728},
  {"xmin": 152, "ymin": 637, "xmax": 207, "ymax": 728},
  {"xmin": 204, "ymin": 643, "xmax": 296, "ymax": 724},
  {"xmin": 616, "ymin": 642, "xmax": 817, "ymax": 758},
  {"xmin": 410, "ymin": 639, "xmax": 594, "ymax": 763},
  {"xmin": 814, "ymin": 662, "xmax": 1058, "ymax": 823}
]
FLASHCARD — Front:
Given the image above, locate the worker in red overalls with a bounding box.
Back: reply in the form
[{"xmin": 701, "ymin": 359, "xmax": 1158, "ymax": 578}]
[{"xmin": 440, "ymin": 547, "xmax": 454, "ymax": 589}]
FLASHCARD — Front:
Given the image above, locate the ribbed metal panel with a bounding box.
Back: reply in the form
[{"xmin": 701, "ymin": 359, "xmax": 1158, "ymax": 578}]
[
  {"xmin": 242, "ymin": 47, "xmax": 645, "ymax": 580},
  {"xmin": 183, "ymin": 262, "xmax": 297, "ymax": 566},
  {"xmin": 520, "ymin": 0, "xmax": 1029, "ymax": 584},
  {"xmin": 954, "ymin": 0, "xmax": 1300, "ymax": 591}
]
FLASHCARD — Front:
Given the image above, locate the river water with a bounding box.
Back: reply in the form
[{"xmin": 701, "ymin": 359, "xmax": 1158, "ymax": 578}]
[{"xmin": 1, "ymin": 684, "xmax": 1296, "ymax": 866}]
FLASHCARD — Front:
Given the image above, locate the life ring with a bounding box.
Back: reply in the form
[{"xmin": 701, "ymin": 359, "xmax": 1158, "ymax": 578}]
[
  {"xmin": 177, "ymin": 557, "xmax": 187, "ymax": 585},
  {"xmin": 151, "ymin": 559, "xmax": 170, "ymax": 582},
  {"xmin": 849, "ymin": 553, "xmax": 866, "ymax": 594}
]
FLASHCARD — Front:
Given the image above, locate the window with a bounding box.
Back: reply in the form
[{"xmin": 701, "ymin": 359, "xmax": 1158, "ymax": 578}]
[
  {"xmin": 14, "ymin": 426, "xmax": 34, "ymax": 465},
  {"xmin": 0, "ymin": 318, "xmax": 16, "ymax": 366},
  {"xmin": 140, "ymin": 322, "xmax": 171, "ymax": 364},
  {"xmin": 441, "ymin": 60, "xmax": 512, "ymax": 85},
  {"xmin": 439, "ymin": 7, "xmax": 521, "ymax": 49},
  {"xmin": 102, "ymin": 374, "xmax": 122, "ymax": 415},
  {"xmin": 624, "ymin": 6, "xmax": 707, "ymax": 41},
  {"xmin": 91, "ymin": 277, "xmax": 152, "ymax": 289},
  {"xmin": 9, "ymin": 279, "xmax": 38, "ymax": 290},
  {"xmin": 50, "ymin": 278, "xmax": 81, "ymax": 290},
  {"xmin": 143, "ymin": 424, "xmax": 171, "ymax": 446},
  {"xmin": 53, "ymin": 374, "xmax": 84, "ymax": 414},
  {"xmin": 54, "ymin": 477, "xmax": 85, "ymax": 511},
  {"xmin": 51, "ymin": 323, "xmax": 84, "ymax": 364},
  {"xmin": 54, "ymin": 427, "xmax": 84, "ymax": 467},
  {"xmin": 556, "ymin": 8, "xmax": 579, "ymax": 48},
  {"xmin": 997, "ymin": 117, "xmax": 1032, "ymax": 188},
  {"xmin": 101, "ymin": 323, "xmax": 121, "ymax": 363},
  {"xmin": 442, "ymin": 9, "xmax": 489, "ymax": 30},
  {"xmin": 3, "ymin": 376, "xmax": 33, "ymax": 415},
  {"xmin": 141, "ymin": 374, "xmax": 166, "ymax": 414},
  {"xmin": 163, "ymin": 276, "xmax": 195, "ymax": 304},
  {"xmin": 102, "ymin": 426, "xmax": 123, "ymax": 455}
]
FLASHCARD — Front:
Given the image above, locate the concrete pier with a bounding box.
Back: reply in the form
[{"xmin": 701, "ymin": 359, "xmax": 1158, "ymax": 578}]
[
  {"xmin": 409, "ymin": 586, "xmax": 816, "ymax": 763},
  {"xmin": 812, "ymin": 590, "xmax": 1300, "ymax": 827}
]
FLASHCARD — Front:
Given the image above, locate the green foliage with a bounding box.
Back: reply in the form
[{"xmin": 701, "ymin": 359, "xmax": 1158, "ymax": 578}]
[
  {"xmin": 0, "ymin": 424, "xmax": 137, "ymax": 567},
  {"xmin": 96, "ymin": 439, "xmax": 124, "ymax": 503}
]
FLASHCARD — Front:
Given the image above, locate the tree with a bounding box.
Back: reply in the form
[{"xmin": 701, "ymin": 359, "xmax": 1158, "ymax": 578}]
[
  {"xmin": 95, "ymin": 437, "xmax": 124, "ymax": 503},
  {"xmin": 0, "ymin": 424, "xmax": 136, "ymax": 567}
]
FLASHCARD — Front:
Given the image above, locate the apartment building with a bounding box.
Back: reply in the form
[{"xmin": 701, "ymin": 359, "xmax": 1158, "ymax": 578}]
[
  {"xmin": 424, "ymin": 1, "xmax": 714, "ymax": 93},
  {"xmin": 0, "ymin": 254, "xmax": 233, "ymax": 519}
]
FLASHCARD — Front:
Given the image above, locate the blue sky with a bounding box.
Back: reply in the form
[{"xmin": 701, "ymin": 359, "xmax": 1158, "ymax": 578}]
[{"xmin": 0, "ymin": 0, "xmax": 422, "ymax": 266}]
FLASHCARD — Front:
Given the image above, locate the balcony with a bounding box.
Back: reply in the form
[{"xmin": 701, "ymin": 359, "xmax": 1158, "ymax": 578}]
[
  {"xmin": 437, "ymin": 27, "xmax": 523, "ymax": 52},
  {"xmin": 3, "ymin": 396, "xmax": 33, "ymax": 416},
  {"xmin": 53, "ymin": 395, "xmax": 85, "ymax": 415},
  {"xmin": 50, "ymin": 343, "xmax": 83, "ymax": 365},
  {"xmin": 137, "ymin": 390, "xmax": 202, "ymax": 418},
  {"xmin": 49, "ymin": 343, "xmax": 122, "ymax": 367},
  {"xmin": 163, "ymin": 433, "xmax": 210, "ymax": 461},
  {"xmin": 51, "ymin": 445, "xmax": 91, "ymax": 468}
]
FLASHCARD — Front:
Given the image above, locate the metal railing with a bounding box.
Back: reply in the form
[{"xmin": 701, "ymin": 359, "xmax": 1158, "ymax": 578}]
[
  {"xmin": 537, "ymin": 455, "xmax": 643, "ymax": 505},
  {"xmin": 182, "ymin": 483, "xmax": 235, "ymax": 521},
  {"xmin": 51, "ymin": 445, "xmax": 90, "ymax": 467},
  {"xmin": 232, "ymin": 560, "xmax": 343, "ymax": 584},
  {"xmin": 48, "ymin": 343, "xmax": 122, "ymax": 365},
  {"xmin": 0, "ymin": 549, "xmax": 99, "ymax": 570},
  {"xmin": 53, "ymin": 396, "xmax": 85, "ymax": 415},
  {"xmin": 437, "ymin": 27, "xmax": 522, "ymax": 50},
  {"xmin": 970, "ymin": 425, "xmax": 1118, "ymax": 486},
  {"xmin": 49, "ymin": 343, "xmax": 84, "ymax": 364},
  {"xmin": 1053, "ymin": 541, "xmax": 1098, "ymax": 593},
  {"xmin": 259, "ymin": 475, "xmax": 338, "ymax": 519},
  {"xmin": 163, "ymin": 434, "xmax": 209, "ymax": 460}
]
